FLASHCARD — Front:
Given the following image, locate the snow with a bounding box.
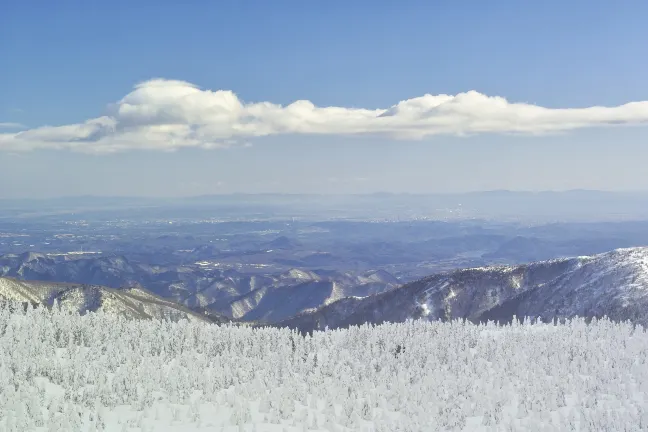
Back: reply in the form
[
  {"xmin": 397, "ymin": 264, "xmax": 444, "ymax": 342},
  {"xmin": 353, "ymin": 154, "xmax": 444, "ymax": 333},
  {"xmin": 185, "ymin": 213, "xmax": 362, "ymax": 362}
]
[
  {"xmin": 291, "ymin": 247, "xmax": 648, "ymax": 332},
  {"xmin": 1, "ymin": 304, "xmax": 648, "ymax": 430},
  {"xmin": 47, "ymin": 251, "xmax": 103, "ymax": 257},
  {"xmin": 282, "ymin": 269, "xmax": 318, "ymax": 281},
  {"xmin": 416, "ymin": 300, "xmax": 431, "ymax": 317},
  {"xmin": 0, "ymin": 277, "xmax": 211, "ymax": 324}
]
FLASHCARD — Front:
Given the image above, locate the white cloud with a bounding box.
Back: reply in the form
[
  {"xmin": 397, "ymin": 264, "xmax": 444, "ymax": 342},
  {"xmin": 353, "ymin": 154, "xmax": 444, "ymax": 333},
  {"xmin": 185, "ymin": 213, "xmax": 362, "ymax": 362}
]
[
  {"xmin": 2, "ymin": 78, "xmax": 648, "ymax": 153},
  {"xmin": 0, "ymin": 122, "xmax": 25, "ymax": 129}
]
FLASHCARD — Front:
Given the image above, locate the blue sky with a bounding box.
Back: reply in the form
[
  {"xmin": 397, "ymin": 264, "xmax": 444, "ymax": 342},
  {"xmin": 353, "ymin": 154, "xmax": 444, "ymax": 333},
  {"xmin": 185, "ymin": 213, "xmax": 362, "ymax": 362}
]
[{"xmin": 2, "ymin": 0, "xmax": 648, "ymax": 197}]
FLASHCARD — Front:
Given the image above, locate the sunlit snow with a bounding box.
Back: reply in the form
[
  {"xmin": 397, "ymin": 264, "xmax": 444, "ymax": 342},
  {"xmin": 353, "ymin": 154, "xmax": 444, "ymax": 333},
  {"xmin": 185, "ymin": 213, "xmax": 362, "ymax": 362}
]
[{"xmin": 1, "ymin": 303, "xmax": 647, "ymax": 431}]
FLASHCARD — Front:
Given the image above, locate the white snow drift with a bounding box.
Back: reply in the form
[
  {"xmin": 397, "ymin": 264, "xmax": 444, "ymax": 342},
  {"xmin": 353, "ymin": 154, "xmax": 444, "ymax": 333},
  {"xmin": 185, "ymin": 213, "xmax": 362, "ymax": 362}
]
[
  {"xmin": 2, "ymin": 79, "xmax": 648, "ymax": 153},
  {"xmin": 1, "ymin": 303, "xmax": 648, "ymax": 431}
]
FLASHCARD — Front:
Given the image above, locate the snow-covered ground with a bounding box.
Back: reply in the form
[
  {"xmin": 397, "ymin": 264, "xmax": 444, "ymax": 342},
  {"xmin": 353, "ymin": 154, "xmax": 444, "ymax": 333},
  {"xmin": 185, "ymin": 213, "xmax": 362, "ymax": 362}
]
[{"xmin": 1, "ymin": 305, "xmax": 648, "ymax": 431}]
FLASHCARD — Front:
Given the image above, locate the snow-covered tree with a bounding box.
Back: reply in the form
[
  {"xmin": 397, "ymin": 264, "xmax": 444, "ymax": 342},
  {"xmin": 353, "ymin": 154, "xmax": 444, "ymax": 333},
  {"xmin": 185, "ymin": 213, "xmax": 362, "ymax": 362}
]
[{"xmin": 0, "ymin": 300, "xmax": 646, "ymax": 431}]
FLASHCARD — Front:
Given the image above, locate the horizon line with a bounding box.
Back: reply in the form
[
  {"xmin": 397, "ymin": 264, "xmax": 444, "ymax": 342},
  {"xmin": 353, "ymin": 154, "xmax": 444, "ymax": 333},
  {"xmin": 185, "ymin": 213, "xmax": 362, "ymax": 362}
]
[{"xmin": 2, "ymin": 189, "xmax": 648, "ymax": 201}]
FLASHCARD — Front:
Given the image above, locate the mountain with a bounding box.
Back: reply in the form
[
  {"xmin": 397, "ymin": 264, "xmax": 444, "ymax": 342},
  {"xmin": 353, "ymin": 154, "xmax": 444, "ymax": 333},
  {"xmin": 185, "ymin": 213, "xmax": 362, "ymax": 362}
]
[
  {"xmin": 279, "ymin": 247, "xmax": 648, "ymax": 333},
  {"xmin": 264, "ymin": 236, "xmax": 301, "ymax": 250},
  {"xmin": 0, "ymin": 277, "xmax": 222, "ymax": 322},
  {"xmin": 0, "ymin": 252, "xmax": 141, "ymax": 288},
  {"xmin": 205, "ymin": 268, "xmax": 400, "ymax": 323},
  {"xmin": 0, "ymin": 252, "xmax": 399, "ymax": 321}
]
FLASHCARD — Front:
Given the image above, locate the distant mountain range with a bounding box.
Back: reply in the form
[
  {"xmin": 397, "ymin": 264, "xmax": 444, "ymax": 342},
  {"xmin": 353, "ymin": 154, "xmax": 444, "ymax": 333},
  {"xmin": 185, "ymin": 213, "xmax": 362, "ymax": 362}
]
[
  {"xmin": 0, "ymin": 252, "xmax": 399, "ymax": 323},
  {"xmin": 3, "ymin": 247, "xmax": 648, "ymax": 330},
  {"xmin": 280, "ymin": 247, "xmax": 648, "ymax": 332}
]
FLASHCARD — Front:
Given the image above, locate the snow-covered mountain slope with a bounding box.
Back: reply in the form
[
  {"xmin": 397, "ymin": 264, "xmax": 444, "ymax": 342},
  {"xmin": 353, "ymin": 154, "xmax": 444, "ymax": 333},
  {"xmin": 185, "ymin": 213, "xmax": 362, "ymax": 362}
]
[
  {"xmin": 0, "ymin": 253, "xmax": 145, "ymax": 291},
  {"xmin": 0, "ymin": 253, "xmax": 399, "ymax": 320},
  {"xmin": 208, "ymin": 269, "xmax": 400, "ymax": 323},
  {"xmin": 0, "ymin": 277, "xmax": 217, "ymax": 322},
  {"xmin": 280, "ymin": 247, "xmax": 648, "ymax": 333},
  {"xmin": 216, "ymin": 281, "xmax": 345, "ymax": 323}
]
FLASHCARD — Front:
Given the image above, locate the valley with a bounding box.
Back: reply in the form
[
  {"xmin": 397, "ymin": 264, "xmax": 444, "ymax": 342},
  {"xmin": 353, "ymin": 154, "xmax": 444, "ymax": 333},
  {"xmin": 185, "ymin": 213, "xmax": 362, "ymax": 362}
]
[{"xmin": 4, "ymin": 194, "xmax": 648, "ymax": 331}]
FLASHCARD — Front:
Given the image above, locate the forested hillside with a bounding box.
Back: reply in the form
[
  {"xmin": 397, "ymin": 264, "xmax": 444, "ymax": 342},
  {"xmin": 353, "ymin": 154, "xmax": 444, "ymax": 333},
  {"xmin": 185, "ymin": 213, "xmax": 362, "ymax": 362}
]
[{"xmin": 1, "ymin": 303, "xmax": 647, "ymax": 430}]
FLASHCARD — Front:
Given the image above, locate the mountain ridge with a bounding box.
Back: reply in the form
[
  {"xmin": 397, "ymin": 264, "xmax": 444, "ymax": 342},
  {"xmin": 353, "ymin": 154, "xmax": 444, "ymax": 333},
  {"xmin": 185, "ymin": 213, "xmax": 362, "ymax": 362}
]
[
  {"xmin": 0, "ymin": 277, "xmax": 226, "ymax": 322},
  {"xmin": 278, "ymin": 247, "xmax": 648, "ymax": 333},
  {"xmin": 0, "ymin": 252, "xmax": 399, "ymax": 322}
]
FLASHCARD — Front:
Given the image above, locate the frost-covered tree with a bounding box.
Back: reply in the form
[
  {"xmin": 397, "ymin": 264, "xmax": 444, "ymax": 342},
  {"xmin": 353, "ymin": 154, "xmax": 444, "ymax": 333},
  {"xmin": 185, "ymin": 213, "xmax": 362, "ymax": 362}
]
[{"xmin": 0, "ymin": 301, "xmax": 647, "ymax": 430}]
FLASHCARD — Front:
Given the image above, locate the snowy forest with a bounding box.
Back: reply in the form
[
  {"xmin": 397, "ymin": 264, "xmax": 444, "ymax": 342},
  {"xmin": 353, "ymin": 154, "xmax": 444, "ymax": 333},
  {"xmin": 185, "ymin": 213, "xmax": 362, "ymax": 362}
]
[{"xmin": 1, "ymin": 303, "xmax": 648, "ymax": 431}]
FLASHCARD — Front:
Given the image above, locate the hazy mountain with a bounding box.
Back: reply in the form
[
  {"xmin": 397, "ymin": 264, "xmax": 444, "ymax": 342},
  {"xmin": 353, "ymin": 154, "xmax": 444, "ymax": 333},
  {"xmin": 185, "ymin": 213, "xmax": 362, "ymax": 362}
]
[
  {"xmin": 0, "ymin": 252, "xmax": 141, "ymax": 288},
  {"xmin": 280, "ymin": 247, "xmax": 648, "ymax": 333},
  {"xmin": 264, "ymin": 236, "xmax": 301, "ymax": 250},
  {"xmin": 0, "ymin": 277, "xmax": 222, "ymax": 322}
]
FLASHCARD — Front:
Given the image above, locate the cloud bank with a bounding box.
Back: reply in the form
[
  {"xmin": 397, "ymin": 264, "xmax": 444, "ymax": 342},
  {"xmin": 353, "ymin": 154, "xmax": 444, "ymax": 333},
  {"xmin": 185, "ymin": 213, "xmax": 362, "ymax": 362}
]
[{"xmin": 2, "ymin": 79, "xmax": 648, "ymax": 153}]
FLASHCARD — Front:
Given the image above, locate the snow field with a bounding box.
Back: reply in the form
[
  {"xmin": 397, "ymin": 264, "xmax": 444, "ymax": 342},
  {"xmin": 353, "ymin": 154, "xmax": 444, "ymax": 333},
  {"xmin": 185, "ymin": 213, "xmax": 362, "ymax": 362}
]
[{"xmin": 1, "ymin": 303, "xmax": 648, "ymax": 431}]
